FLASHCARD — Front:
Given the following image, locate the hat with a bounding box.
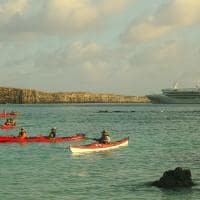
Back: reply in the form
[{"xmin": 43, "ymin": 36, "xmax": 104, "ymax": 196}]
[
  {"xmin": 51, "ymin": 127, "xmax": 57, "ymax": 130},
  {"xmin": 21, "ymin": 127, "xmax": 24, "ymax": 130},
  {"xmin": 101, "ymin": 130, "xmax": 109, "ymax": 136}
]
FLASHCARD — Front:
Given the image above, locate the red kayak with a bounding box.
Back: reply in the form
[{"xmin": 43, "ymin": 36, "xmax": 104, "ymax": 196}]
[
  {"xmin": 0, "ymin": 133, "xmax": 85, "ymax": 143},
  {"xmin": 69, "ymin": 137, "xmax": 129, "ymax": 153},
  {"xmin": 0, "ymin": 113, "xmax": 17, "ymax": 118},
  {"xmin": 1, "ymin": 124, "xmax": 16, "ymax": 129}
]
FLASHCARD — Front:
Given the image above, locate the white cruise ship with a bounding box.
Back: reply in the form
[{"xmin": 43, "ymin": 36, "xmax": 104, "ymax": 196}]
[{"xmin": 146, "ymin": 87, "xmax": 200, "ymax": 104}]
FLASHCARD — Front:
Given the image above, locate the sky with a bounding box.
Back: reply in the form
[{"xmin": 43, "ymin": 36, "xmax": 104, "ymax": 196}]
[{"xmin": 0, "ymin": 0, "xmax": 200, "ymax": 95}]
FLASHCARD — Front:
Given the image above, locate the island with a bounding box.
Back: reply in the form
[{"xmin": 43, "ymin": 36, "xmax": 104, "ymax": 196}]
[{"xmin": 0, "ymin": 86, "xmax": 150, "ymax": 104}]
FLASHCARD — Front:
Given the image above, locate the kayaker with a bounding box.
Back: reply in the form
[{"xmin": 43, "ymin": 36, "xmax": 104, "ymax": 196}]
[
  {"xmin": 10, "ymin": 110, "xmax": 16, "ymax": 115},
  {"xmin": 9, "ymin": 118, "xmax": 15, "ymax": 125},
  {"xmin": 18, "ymin": 127, "xmax": 27, "ymax": 138},
  {"xmin": 97, "ymin": 130, "xmax": 111, "ymax": 144},
  {"xmin": 2, "ymin": 110, "xmax": 7, "ymax": 115},
  {"xmin": 4, "ymin": 118, "xmax": 10, "ymax": 125},
  {"xmin": 4, "ymin": 118, "xmax": 16, "ymax": 126},
  {"xmin": 48, "ymin": 127, "xmax": 57, "ymax": 138},
  {"xmin": 9, "ymin": 118, "xmax": 15, "ymax": 126}
]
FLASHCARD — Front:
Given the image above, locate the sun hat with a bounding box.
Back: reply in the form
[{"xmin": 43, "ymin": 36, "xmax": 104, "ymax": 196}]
[{"xmin": 101, "ymin": 130, "xmax": 109, "ymax": 136}]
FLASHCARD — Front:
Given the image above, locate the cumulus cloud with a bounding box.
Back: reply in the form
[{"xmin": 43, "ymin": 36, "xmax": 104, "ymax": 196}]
[
  {"xmin": 0, "ymin": 0, "xmax": 132, "ymax": 38},
  {"xmin": 1, "ymin": 0, "xmax": 199, "ymax": 95},
  {"xmin": 35, "ymin": 41, "xmax": 114, "ymax": 81},
  {"xmin": 0, "ymin": 0, "xmax": 28, "ymax": 25},
  {"xmin": 46, "ymin": 0, "xmax": 98, "ymax": 31},
  {"xmin": 1, "ymin": 35, "xmax": 199, "ymax": 95},
  {"xmin": 0, "ymin": 0, "xmax": 28, "ymax": 17},
  {"xmin": 4, "ymin": 40, "xmax": 133, "ymax": 93},
  {"xmin": 123, "ymin": 0, "xmax": 200, "ymax": 42}
]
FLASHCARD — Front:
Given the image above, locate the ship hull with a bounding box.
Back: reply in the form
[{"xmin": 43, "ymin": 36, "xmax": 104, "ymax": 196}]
[{"xmin": 147, "ymin": 95, "xmax": 200, "ymax": 104}]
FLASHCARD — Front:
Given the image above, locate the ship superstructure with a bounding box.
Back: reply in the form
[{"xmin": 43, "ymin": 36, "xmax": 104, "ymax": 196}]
[{"xmin": 147, "ymin": 87, "xmax": 200, "ymax": 104}]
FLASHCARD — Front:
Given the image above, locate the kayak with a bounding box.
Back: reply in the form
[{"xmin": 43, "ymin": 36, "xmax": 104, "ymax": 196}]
[
  {"xmin": 0, "ymin": 113, "xmax": 17, "ymax": 118},
  {"xmin": 0, "ymin": 133, "xmax": 85, "ymax": 143},
  {"xmin": 1, "ymin": 124, "xmax": 16, "ymax": 129},
  {"xmin": 69, "ymin": 137, "xmax": 129, "ymax": 153}
]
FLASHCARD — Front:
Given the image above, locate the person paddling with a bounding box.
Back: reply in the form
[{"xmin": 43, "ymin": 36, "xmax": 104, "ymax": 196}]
[
  {"xmin": 5, "ymin": 118, "xmax": 16, "ymax": 126},
  {"xmin": 48, "ymin": 127, "xmax": 57, "ymax": 138},
  {"xmin": 18, "ymin": 127, "xmax": 27, "ymax": 138},
  {"xmin": 4, "ymin": 118, "xmax": 10, "ymax": 125},
  {"xmin": 10, "ymin": 110, "xmax": 16, "ymax": 115},
  {"xmin": 96, "ymin": 130, "xmax": 111, "ymax": 144},
  {"xmin": 2, "ymin": 109, "xmax": 7, "ymax": 115}
]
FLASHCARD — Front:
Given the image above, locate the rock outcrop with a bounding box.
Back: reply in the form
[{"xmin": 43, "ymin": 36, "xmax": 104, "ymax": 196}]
[
  {"xmin": 0, "ymin": 87, "xmax": 150, "ymax": 104},
  {"xmin": 151, "ymin": 167, "xmax": 195, "ymax": 188}
]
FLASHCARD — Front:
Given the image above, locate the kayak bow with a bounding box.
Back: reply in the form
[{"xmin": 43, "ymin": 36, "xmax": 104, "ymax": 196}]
[
  {"xmin": 0, "ymin": 113, "xmax": 17, "ymax": 118},
  {"xmin": 0, "ymin": 133, "xmax": 85, "ymax": 143},
  {"xmin": 1, "ymin": 124, "xmax": 16, "ymax": 129},
  {"xmin": 69, "ymin": 137, "xmax": 129, "ymax": 153}
]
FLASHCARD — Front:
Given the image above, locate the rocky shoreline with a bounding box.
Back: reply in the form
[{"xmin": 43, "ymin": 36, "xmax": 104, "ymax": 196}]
[{"xmin": 0, "ymin": 87, "xmax": 150, "ymax": 104}]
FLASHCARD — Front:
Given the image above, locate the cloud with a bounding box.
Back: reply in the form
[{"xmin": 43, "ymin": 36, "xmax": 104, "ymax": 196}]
[
  {"xmin": 69, "ymin": 41, "xmax": 103, "ymax": 57},
  {"xmin": 123, "ymin": 0, "xmax": 200, "ymax": 42},
  {"xmin": 99, "ymin": 0, "xmax": 132, "ymax": 15},
  {"xmin": 0, "ymin": 0, "xmax": 133, "ymax": 38},
  {"xmin": 0, "ymin": 35, "xmax": 199, "ymax": 95},
  {"xmin": 0, "ymin": 0, "xmax": 28, "ymax": 24},
  {"xmin": 6, "ymin": 40, "xmax": 131, "ymax": 92},
  {"xmin": 0, "ymin": 0, "xmax": 28, "ymax": 17},
  {"xmin": 46, "ymin": 0, "xmax": 98, "ymax": 31}
]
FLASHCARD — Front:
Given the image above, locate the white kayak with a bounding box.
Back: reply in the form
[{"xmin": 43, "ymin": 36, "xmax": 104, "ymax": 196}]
[{"xmin": 69, "ymin": 137, "xmax": 129, "ymax": 153}]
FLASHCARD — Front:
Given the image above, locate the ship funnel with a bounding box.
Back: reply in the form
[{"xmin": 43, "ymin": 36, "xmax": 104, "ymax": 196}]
[
  {"xmin": 196, "ymin": 81, "xmax": 200, "ymax": 88},
  {"xmin": 174, "ymin": 82, "xmax": 179, "ymax": 89}
]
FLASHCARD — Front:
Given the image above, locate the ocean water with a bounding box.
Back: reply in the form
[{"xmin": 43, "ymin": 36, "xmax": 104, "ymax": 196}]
[{"xmin": 0, "ymin": 103, "xmax": 200, "ymax": 200}]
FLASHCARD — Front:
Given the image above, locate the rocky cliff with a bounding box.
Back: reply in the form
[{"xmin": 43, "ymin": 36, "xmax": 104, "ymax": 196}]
[{"xmin": 0, "ymin": 87, "xmax": 150, "ymax": 104}]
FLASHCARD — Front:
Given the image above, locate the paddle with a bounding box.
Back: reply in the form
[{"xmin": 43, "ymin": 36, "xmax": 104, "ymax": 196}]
[{"xmin": 84, "ymin": 137, "xmax": 99, "ymax": 141}]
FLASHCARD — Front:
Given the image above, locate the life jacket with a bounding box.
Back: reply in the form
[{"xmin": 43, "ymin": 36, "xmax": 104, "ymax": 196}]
[
  {"xmin": 19, "ymin": 131, "xmax": 27, "ymax": 138},
  {"xmin": 49, "ymin": 131, "xmax": 56, "ymax": 138},
  {"xmin": 99, "ymin": 135, "xmax": 111, "ymax": 144}
]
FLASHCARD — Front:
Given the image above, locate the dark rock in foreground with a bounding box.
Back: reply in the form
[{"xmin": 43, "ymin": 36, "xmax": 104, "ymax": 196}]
[{"xmin": 151, "ymin": 167, "xmax": 195, "ymax": 188}]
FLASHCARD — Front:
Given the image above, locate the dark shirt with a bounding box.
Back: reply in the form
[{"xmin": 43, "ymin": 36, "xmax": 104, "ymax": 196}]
[
  {"xmin": 98, "ymin": 135, "xmax": 111, "ymax": 144},
  {"xmin": 18, "ymin": 131, "xmax": 27, "ymax": 138},
  {"xmin": 49, "ymin": 130, "xmax": 56, "ymax": 138}
]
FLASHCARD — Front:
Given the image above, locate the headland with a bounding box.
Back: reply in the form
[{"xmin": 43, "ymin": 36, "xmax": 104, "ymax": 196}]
[{"xmin": 0, "ymin": 86, "xmax": 150, "ymax": 104}]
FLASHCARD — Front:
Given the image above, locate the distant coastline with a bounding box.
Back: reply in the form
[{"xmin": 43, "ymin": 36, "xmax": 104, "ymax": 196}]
[{"xmin": 0, "ymin": 86, "xmax": 150, "ymax": 104}]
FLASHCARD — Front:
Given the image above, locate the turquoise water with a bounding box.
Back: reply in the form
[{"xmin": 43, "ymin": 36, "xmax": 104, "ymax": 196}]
[{"xmin": 0, "ymin": 104, "xmax": 200, "ymax": 200}]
